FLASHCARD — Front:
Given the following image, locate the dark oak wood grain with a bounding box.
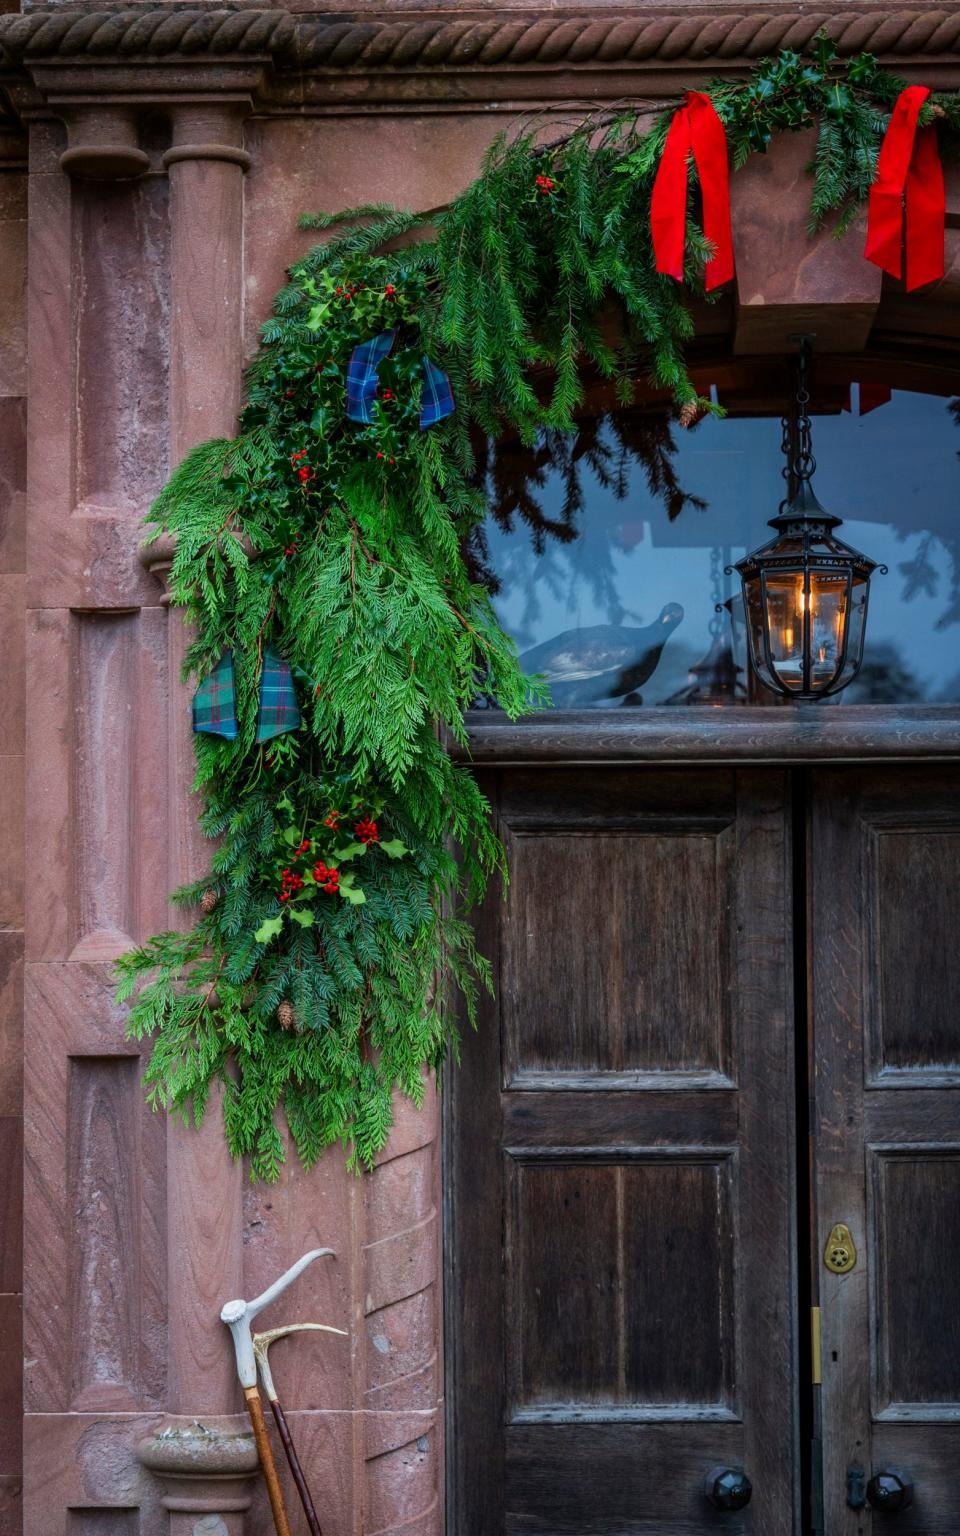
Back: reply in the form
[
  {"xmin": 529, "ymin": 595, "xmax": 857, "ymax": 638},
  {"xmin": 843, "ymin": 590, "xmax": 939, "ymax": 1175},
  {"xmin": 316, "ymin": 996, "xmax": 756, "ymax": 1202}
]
[
  {"xmin": 812, "ymin": 767, "xmax": 960, "ymax": 1535},
  {"xmin": 460, "ymin": 706, "xmax": 960, "ymax": 765},
  {"xmin": 446, "ymin": 767, "xmax": 798, "ymax": 1535}
]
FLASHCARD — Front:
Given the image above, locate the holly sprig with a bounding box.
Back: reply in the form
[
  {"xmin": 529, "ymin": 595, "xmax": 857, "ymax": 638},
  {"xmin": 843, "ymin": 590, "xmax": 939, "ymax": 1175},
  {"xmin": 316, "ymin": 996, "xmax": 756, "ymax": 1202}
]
[{"xmin": 254, "ymin": 794, "xmax": 409, "ymax": 942}]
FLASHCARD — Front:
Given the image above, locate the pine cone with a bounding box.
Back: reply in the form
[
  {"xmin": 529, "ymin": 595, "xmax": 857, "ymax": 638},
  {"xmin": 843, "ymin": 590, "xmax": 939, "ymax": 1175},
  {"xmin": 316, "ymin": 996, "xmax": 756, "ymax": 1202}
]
[
  {"xmin": 277, "ymin": 1000, "xmax": 297, "ymax": 1031},
  {"xmin": 678, "ymin": 398, "xmax": 703, "ymax": 430},
  {"xmin": 200, "ymin": 890, "xmax": 219, "ymax": 915}
]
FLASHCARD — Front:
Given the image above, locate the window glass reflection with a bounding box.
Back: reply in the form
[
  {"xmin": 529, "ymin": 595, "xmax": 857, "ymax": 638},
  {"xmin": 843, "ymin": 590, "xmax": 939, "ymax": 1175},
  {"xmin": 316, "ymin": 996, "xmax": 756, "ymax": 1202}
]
[{"xmin": 476, "ymin": 387, "xmax": 960, "ymax": 707}]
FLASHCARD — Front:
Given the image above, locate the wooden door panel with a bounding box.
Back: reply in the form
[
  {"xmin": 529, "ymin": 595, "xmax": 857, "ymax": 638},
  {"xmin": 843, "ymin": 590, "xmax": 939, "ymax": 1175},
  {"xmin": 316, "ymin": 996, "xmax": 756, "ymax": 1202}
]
[
  {"xmin": 812, "ymin": 768, "xmax": 960, "ymax": 1536},
  {"xmin": 502, "ymin": 830, "xmax": 732, "ymax": 1083},
  {"xmin": 865, "ymin": 822, "xmax": 960, "ymax": 1083},
  {"xmin": 871, "ymin": 1151, "xmax": 960, "ymax": 1413},
  {"xmin": 447, "ymin": 768, "xmax": 798, "ymax": 1535},
  {"xmin": 507, "ymin": 1155, "xmax": 736, "ymax": 1415},
  {"xmin": 504, "ymin": 1423, "xmax": 749, "ymax": 1536}
]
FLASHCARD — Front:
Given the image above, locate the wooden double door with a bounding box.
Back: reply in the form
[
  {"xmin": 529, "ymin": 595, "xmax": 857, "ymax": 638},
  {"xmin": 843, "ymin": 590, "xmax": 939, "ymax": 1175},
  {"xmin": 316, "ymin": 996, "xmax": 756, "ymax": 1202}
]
[{"xmin": 446, "ymin": 764, "xmax": 960, "ymax": 1535}]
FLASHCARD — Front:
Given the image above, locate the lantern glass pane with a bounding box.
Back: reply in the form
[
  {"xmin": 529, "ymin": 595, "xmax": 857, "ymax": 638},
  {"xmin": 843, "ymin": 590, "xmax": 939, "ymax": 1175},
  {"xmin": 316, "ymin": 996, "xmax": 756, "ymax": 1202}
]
[
  {"xmin": 832, "ymin": 572, "xmax": 870, "ymax": 692},
  {"xmin": 742, "ymin": 572, "xmax": 778, "ymax": 693},
  {"xmin": 761, "ymin": 571, "xmax": 808, "ymax": 692},
  {"xmin": 807, "ymin": 568, "xmax": 850, "ymax": 692}
]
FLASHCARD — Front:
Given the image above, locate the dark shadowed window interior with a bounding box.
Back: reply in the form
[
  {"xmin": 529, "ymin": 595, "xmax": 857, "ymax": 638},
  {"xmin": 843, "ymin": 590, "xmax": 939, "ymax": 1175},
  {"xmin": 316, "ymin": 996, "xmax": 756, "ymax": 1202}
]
[{"xmin": 474, "ymin": 384, "xmax": 960, "ymax": 707}]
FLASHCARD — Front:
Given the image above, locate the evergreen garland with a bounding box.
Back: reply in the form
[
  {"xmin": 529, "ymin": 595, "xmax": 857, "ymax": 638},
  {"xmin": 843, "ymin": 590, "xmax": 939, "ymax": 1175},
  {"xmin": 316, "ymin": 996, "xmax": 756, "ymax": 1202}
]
[{"xmin": 116, "ymin": 38, "xmax": 960, "ymax": 1179}]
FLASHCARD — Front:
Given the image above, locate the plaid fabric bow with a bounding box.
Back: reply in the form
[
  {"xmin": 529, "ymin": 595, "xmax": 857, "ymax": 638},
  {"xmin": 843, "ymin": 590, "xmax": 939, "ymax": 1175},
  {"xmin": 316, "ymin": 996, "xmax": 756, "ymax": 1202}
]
[
  {"xmin": 192, "ymin": 650, "xmax": 238, "ymax": 741},
  {"xmin": 345, "ymin": 331, "xmax": 455, "ymax": 429},
  {"xmin": 193, "ymin": 648, "xmax": 300, "ymax": 743}
]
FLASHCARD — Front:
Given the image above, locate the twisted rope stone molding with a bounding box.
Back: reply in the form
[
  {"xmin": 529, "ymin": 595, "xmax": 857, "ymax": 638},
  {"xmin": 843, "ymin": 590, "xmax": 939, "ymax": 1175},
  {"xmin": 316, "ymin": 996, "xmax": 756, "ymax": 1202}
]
[{"xmin": 4, "ymin": 7, "xmax": 960, "ymax": 70}]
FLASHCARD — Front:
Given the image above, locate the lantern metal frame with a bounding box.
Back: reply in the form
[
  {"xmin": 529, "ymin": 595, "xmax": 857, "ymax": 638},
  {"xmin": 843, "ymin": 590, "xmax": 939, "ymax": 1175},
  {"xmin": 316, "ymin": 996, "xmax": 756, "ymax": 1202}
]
[{"xmin": 731, "ymin": 340, "xmax": 885, "ymax": 702}]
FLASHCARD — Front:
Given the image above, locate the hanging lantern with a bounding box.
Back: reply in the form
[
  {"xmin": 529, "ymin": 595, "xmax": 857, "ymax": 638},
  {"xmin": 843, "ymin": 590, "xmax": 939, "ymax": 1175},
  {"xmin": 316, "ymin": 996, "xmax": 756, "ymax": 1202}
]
[{"xmin": 732, "ymin": 341, "xmax": 885, "ymax": 701}]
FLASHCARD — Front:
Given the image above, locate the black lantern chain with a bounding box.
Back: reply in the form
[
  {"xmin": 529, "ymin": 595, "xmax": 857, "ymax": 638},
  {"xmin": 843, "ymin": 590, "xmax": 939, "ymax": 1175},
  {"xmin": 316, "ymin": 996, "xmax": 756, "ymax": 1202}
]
[{"xmin": 731, "ymin": 339, "xmax": 885, "ymax": 702}]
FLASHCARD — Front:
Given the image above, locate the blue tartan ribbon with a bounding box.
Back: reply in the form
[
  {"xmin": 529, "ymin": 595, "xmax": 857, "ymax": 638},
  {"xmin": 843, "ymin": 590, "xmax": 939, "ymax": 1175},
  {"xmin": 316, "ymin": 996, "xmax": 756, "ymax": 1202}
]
[
  {"xmin": 192, "ymin": 651, "xmax": 238, "ymax": 741},
  {"xmin": 345, "ymin": 330, "xmax": 396, "ymax": 425},
  {"xmin": 345, "ymin": 331, "xmax": 455, "ymax": 430},
  {"xmin": 419, "ymin": 354, "xmax": 455, "ymax": 428},
  {"xmin": 256, "ymin": 647, "xmax": 301, "ymax": 743}
]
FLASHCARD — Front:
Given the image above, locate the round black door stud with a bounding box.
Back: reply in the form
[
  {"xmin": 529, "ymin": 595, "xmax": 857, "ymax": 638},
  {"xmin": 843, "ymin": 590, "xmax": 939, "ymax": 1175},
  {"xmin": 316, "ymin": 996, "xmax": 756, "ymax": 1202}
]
[
  {"xmin": 704, "ymin": 1467, "xmax": 753, "ymax": 1511},
  {"xmin": 867, "ymin": 1472, "xmax": 914, "ymax": 1512}
]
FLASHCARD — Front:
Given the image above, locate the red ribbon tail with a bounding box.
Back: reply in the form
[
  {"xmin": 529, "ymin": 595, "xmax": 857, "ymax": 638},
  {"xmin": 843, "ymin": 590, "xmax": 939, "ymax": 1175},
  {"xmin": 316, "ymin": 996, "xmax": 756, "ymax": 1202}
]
[
  {"xmin": 864, "ymin": 184, "xmax": 907, "ymax": 278},
  {"xmin": 687, "ymin": 92, "xmax": 734, "ymax": 290},
  {"xmin": 651, "ymin": 106, "xmax": 692, "ymax": 282},
  {"xmin": 864, "ymin": 85, "xmax": 933, "ymax": 281},
  {"xmin": 904, "ymin": 124, "xmax": 945, "ymax": 291}
]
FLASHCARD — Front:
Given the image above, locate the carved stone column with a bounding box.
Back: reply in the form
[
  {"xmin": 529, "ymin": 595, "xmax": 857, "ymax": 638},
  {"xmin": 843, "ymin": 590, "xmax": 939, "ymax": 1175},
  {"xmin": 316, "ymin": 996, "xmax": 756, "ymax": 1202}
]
[{"xmin": 158, "ymin": 100, "xmax": 253, "ymax": 1424}]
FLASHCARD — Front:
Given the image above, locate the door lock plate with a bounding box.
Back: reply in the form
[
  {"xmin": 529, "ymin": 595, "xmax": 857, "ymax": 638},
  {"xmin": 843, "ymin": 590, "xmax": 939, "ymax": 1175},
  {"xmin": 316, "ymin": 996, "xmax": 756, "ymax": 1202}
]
[{"xmin": 824, "ymin": 1223, "xmax": 857, "ymax": 1274}]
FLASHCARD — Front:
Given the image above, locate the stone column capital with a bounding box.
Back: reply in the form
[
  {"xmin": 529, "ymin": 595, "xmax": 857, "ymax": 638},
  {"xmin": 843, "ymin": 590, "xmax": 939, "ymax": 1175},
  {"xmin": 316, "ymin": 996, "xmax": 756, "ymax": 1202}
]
[
  {"xmin": 163, "ymin": 100, "xmax": 252, "ymax": 172},
  {"xmin": 15, "ymin": 59, "xmax": 266, "ymax": 179}
]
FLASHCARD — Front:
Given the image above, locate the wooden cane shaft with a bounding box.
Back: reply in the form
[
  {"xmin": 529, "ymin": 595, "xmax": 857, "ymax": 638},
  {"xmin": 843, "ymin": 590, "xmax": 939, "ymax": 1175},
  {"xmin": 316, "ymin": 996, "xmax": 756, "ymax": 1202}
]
[
  {"xmin": 270, "ymin": 1396, "xmax": 324, "ymax": 1536},
  {"xmin": 244, "ymin": 1385, "xmax": 294, "ymax": 1536}
]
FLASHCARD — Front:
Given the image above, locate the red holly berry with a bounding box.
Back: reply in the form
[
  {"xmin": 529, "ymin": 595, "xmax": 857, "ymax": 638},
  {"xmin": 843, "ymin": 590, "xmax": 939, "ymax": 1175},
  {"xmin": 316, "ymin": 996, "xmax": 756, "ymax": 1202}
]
[
  {"xmin": 384, "ymin": 285, "xmax": 395, "ymax": 296},
  {"xmin": 285, "ymin": 389, "xmax": 295, "ymax": 399},
  {"xmin": 355, "ymin": 816, "xmax": 379, "ymax": 844},
  {"xmin": 382, "ymin": 389, "xmax": 394, "ymax": 401},
  {"xmin": 376, "ymin": 451, "xmax": 384, "ymax": 460},
  {"xmin": 324, "ymin": 811, "xmax": 340, "ymax": 829},
  {"xmin": 300, "ymin": 839, "xmax": 310, "ymax": 852}
]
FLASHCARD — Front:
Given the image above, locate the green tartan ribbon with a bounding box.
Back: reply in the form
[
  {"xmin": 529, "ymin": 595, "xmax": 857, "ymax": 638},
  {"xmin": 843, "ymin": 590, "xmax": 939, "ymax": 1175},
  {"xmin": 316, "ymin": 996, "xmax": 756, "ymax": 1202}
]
[
  {"xmin": 193, "ymin": 648, "xmax": 300, "ymax": 743},
  {"xmin": 256, "ymin": 647, "xmax": 301, "ymax": 742},
  {"xmin": 192, "ymin": 650, "xmax": 238, "ymax": 740}
]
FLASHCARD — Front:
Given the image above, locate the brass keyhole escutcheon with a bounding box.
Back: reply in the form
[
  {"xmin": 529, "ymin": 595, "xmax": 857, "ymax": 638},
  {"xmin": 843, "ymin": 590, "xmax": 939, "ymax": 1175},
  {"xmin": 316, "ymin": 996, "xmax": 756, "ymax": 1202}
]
[{"xmin": 824, "ymin": 1223, "xmax": 857, "ymax": 1274}]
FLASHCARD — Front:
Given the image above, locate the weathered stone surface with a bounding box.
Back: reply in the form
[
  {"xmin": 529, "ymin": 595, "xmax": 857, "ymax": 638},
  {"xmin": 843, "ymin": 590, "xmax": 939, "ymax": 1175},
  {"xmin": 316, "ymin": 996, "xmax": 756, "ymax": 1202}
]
[{"xmin": 732, "ymin": 128, "xmax": 882, "ymax": 353}]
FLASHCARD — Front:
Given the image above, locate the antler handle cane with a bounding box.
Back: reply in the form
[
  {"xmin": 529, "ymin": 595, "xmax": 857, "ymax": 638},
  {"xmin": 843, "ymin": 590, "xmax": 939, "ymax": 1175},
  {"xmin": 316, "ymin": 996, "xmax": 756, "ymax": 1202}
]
[
  {"xmin": 221, "ymin": 1248, "xmax": 334, "ymax": 1536},
  {"xmin": 255, "ymin": 1323, "xmax": 348, "ymax": 1536}
]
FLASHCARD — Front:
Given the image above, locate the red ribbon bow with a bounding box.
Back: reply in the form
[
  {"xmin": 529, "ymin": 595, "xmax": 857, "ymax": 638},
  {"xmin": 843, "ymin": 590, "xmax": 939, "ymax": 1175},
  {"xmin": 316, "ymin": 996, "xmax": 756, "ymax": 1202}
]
[
  {"xmin": 865, "ymin": 85, "xmax": 944, "ymax": 292},
  {"xmin": 650, "ymin": 92, "xmax": 734, "ymax": 291}
]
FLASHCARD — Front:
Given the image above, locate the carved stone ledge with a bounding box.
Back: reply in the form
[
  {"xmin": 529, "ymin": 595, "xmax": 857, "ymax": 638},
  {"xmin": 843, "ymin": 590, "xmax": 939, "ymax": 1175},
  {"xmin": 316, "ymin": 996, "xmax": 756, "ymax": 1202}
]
[
  {"xmin": 3, "ymin": 7, "xmax": 960, "ymax": 78},
  {"xmin": 137, "ymin": 1419, "xmax": 258, "ymax": 1518}
]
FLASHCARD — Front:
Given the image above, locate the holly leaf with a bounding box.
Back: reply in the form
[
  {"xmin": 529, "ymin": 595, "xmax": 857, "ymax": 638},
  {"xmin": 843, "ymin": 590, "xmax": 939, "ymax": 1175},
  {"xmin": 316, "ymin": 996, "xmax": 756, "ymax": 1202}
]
[
  {"xmin": 254, "ymin": 915, "xmax": 285, "ymax": 944},
  {"xmin": 339, "ymin": 884, "xmax": 366, "ymax": 905},
  {"xmin": 288, "ymin": 906, "xmax": 314, "ymax": 928},
  {"xmin": 334, "ymin": 841, "xmax": 367, "ymax": 863},
  {"xmin": 307, "ymin": 300, "xmax": 331, "ymax": 330},
  {"xmin": 282, "ymin": 825, "xmax": 300, "ymax": 846},
  {"xmin": 379, "ymin": 839, "xmax": 408, "ymax": 859}
]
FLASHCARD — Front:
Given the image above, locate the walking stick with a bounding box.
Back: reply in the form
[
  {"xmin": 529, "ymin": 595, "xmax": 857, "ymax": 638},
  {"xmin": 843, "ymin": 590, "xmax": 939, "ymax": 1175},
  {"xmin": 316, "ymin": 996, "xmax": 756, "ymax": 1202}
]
[
  {"xmin": 255, "ymin": 1322, "xmax": 348, "ymax": 1536},
  {"xmin": 220, "ymin": 1248, "xmax": 334, "ymax": 1536}
]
